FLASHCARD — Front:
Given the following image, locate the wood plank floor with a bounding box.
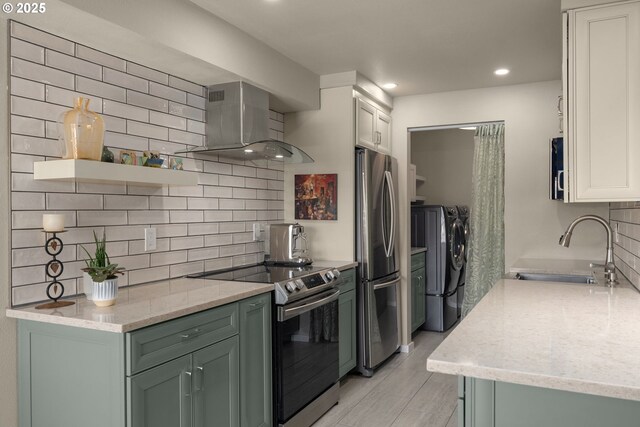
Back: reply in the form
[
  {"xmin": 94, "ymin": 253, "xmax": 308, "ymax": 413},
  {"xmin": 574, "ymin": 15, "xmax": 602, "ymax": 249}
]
[{"xmin": 313, "ymin": 330, "xmax": 458, "ymax": 427}]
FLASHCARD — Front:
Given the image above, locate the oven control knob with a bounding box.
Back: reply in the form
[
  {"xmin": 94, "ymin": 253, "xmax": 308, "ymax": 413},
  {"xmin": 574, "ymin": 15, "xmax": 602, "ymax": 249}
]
[
  {"xmin": 285, "ymin": 282, "xmax": 296, "ymax": 293},
  {"xmin": 295, "ymin": 279, "xmax": 305, "ymax": 290},
  {"xmin": 325, "ymin": 271, "xmax": 335, "ymax": 281},
  {"xmin": 332, "ymin": 269, "xmax": 341, "ymax": 279}
]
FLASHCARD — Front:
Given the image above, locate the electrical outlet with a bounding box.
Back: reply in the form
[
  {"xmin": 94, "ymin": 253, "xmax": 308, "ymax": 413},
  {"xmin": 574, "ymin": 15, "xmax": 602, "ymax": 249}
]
[
  {"xmin": 144, "ymin": 227, "xmax": 157, "ymax": 251},
  {"xmin": 253, "ymin": 222, "xmax": 264, "ymax": 241}
]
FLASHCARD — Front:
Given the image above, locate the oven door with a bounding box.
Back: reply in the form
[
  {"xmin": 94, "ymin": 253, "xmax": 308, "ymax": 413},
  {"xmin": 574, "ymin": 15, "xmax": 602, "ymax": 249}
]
[{"xmin": 275, "ymin": 289, "xmax": 340, "ymax": 424}]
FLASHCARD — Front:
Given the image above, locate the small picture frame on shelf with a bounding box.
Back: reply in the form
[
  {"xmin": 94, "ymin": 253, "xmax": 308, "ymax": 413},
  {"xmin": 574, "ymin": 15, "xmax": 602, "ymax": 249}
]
[
  {"xmin": 120, "ymin": 150, "xmax": 137, "ymax": 165},
  {"xmin": 170, "ymin": 157, "xmax": 184, "ymax": 170}
]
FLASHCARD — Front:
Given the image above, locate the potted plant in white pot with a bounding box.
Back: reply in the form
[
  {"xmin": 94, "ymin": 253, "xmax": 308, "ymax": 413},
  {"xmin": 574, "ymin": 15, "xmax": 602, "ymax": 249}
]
[{"xmin": 81, "ymin": 232, "xmax": 125, "ymax": 307}]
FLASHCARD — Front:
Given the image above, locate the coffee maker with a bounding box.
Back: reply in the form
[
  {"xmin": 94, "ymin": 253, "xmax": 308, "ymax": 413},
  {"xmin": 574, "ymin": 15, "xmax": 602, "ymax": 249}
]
[{"xmin": 267, "ymin": 223, "xmax": 312, "ymax": 265}]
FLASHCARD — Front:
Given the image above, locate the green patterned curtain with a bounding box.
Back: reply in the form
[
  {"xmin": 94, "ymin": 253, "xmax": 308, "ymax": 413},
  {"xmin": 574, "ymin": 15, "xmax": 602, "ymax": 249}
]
[{"xmin": 461, "ymin": 123, "xmax": 505, "ymax": 316}]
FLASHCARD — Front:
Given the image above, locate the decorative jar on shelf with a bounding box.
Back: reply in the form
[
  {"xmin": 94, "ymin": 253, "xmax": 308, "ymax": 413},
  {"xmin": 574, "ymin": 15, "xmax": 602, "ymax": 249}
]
[{"xmin": 59, "ymin": 97, "xmax": 105, "ymax": 161}]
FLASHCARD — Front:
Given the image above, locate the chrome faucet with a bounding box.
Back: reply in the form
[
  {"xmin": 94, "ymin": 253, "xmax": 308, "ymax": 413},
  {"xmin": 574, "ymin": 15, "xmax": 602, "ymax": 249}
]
[{"xmin": 559, "ymin": 215, "xmax": 617, "ymax": 286}]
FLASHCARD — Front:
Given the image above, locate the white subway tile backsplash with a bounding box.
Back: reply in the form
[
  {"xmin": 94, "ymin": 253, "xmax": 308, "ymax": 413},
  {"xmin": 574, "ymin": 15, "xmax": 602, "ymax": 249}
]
[
  {"xmin": 169, "ymin": 102, "xmax": 205, "ymax": 121},
  {"xmin": 127, "ymin": 90, "xmax": 169, "ymax": 112},
  {"xmin": 104, "ymin": 195, "xmax": 149, "ymax": 210},
  {"xmin": 170, "ymin": 210, "xmax": 204, "ymax": 223},
  {"xmin": 76, "ymin": 77, "xmax": 126, "ymax": 103},
  {"xmin": 11, "ymin": 96, "xmax": 68, "ymax": 122},
  {"xmin": 11, "ymin": 116, "xmax": 45, "ymax": 137},
  {"xmin": 104, "ymin": 68, "xmax": 148, "ymax": 93},
  {"xmin": 150, "ymin": 82, "xmax": 187, "ymax": 104},
  {"xmin": 150, "ymin": 197, "xmax": 187, "ymax": 210},
  {"xmin": 127, "ymin": 121, "xmax": 169, "ymax": 140},
  {"xmin": 150, "ymin": 111, "xmax": 187, "ymax": 130},
  {"xmin": 128, "ymin": 210, "xmax": 170, "ymax": 225},
  {"xmin": 186, "ymin": 93, "xmax": 206, "ymax": 110},
  {"xmin": 12, "ymin": 245, "xmax": 76, "ymax": 268},
  {"xmin": 77, "ymin": 210, "xmax": 128, "ymax": 226},
  {"xmin": 168, "ymin": 129, "xmax": 204, "ymax": 146},
  {"xmin": 9, "ymin": 30, "xmax": 285, "ymax": 305},
  {"xmin": 75, "ymin": 45, "xmax": 126, "ymax": 71},
  {"xmin": 128, "ymin": 266, "xmax": 170, "ymax": 286},
  {"xmin": 103, "ymin": 100, "xmax": 149, "ymax": 122},
  {"xmin": 45, "ymin": 86, "xmax": 103, "ymax": 112},
  {"xmin": 45, "ymin": 50, "xmax": 102, "ymax": 80},
  {"xmin": 12, "ymin": 192, "xmax": 45, "ymax": 210},
  {"xmin": 170, "ymin": 236, "xmax": 204, "ymax": 251},
  {"xmin": 168, "ymin": 76, "xmax": 205, "ymax": 96},
  {"xmin": 127, "ymin": 63, "xmax": 169, "ymax": 85},
  {"xmin": 11, "ymin": 23, "xmax": 74, "ymax": 55},
  {"xmin": 104, "ymin": 132, "xmax": 149, "ymax": 152},
  {"xmin": 11, "ymin": 38, "xmax": 45, "ymax": 63}
]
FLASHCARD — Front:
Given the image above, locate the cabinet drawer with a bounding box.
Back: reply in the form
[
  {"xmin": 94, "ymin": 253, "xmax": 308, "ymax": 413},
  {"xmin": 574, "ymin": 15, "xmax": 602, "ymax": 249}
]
[
  {"xmin": 411, "ymin": 252, "xmax": 426, "ymax": 271},
  {"xmin": 337, "ymin": 268, "xmax": 356, "ymax": 294},
  {"xmin": 126, "ymin": 303, "xmax": 238, "ymax": 375}
]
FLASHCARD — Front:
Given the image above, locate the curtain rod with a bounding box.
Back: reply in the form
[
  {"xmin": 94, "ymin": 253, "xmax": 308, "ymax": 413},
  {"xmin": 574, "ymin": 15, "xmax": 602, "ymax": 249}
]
[{"xmin": 408, "ymin": 120, "xmax": 504, "ymax": 133}]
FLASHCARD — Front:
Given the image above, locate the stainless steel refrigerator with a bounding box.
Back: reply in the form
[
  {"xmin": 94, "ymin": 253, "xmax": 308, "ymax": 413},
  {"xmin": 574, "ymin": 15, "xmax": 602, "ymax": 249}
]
[{"xmin": 355, "ymin": 148, "xmax": 401, "ymax": 377}]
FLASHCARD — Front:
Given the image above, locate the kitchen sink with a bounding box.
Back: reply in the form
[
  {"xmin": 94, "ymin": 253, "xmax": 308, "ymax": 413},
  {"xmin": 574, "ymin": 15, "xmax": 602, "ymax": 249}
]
[{"xmin": 513, "ymin": 272, "xmax": 596, "ymax": 284}]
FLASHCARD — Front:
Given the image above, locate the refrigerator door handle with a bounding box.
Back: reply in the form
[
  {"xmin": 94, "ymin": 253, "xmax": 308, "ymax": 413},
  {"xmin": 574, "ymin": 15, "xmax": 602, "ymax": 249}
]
[{"xmin": 385, "ymin": 170, "xmax": 396, "ymax": 256}]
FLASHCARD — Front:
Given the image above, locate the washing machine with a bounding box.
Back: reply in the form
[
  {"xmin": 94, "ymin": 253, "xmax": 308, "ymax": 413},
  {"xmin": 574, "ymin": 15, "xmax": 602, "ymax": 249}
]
[
  {"xmin": 456, "ymin": 206, "xmax": 470, "ymax": 318},
  {"xmin": 410, "ymin": 205, "xmax": 465, "ymax": 332}
]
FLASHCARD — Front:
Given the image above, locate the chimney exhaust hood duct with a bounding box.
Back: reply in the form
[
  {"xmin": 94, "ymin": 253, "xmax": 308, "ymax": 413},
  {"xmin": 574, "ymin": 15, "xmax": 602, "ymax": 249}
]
[{"xmin": 179, "ymin": 81, "xmax": 313, "ymax": 163}]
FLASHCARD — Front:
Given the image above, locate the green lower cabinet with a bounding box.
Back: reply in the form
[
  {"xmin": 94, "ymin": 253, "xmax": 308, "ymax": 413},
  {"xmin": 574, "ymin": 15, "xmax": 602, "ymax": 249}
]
[
  {"xmin": 194, "ymin": 337, "xmax": 240, "ymax": 427},
  {"xmin": 239, "ymin": 294, "xmax": 272, "ymax": 427},
  {"xmin": 18, "ymin": 293, "xmax": 272, "ymax": 427},
  {"xmin": 411, "ymin": 267, "xmax": 425, "ymax": 332},
  {"xmin": 338, "ymin": 289, "xmax": 357, "ymax": 378},
  {"xmin": 461, "ymin": 377, "xmax": 640, "ymax": 427},
  {"xmin": 128, "ymin": 355, "xmax": 193, "ymax": 427},
  {"xmin": 18, "ymin": 320, "xmax": 125, "ymax": 427}
]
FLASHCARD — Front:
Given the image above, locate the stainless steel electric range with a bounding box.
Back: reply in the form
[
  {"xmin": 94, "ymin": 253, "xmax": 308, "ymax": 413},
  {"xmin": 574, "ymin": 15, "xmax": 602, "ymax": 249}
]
[{"xmin": 191, "ymin": 263, "xmax": 342, "ymax": 427}]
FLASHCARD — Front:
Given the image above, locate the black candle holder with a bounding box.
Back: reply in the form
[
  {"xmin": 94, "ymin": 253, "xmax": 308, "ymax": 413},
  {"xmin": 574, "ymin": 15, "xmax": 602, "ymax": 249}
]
[{"xmin": 35, "ymin": 231, "xmax": 75, "ymax": 310}]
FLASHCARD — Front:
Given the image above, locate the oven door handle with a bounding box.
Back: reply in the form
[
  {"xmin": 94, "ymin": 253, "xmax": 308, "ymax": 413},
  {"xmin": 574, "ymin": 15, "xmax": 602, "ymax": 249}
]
[{"xmin": 279, "ymin": 289, "xmax": 340, "ymax": 322}]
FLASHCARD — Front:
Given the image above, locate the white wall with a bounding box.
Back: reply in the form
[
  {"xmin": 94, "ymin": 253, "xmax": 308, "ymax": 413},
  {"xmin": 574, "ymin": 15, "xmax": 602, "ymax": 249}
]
[
  {"xmin": 284, "ymin": 87, "xmax": 355, "ymax": 262},
  {"xmin": 411, "ymin": 129, "xmax": 475, "ymax": 207},
  {"xmin": 0, "ymin": 17, "xmax": 18, "ymax": 427},
  {"xmin": 392, "ymin": 80, "xmax": 610, "ymax": 346}
]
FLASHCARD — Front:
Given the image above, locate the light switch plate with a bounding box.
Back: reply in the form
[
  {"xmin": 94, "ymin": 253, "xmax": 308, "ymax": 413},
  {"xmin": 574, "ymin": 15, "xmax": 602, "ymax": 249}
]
[{"xmin": 144, "ymin": 227, "xmax": 157, "ymax": 251}]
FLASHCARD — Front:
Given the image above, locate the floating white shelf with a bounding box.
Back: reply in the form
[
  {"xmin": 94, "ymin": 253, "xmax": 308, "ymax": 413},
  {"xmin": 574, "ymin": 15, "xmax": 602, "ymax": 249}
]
[
  {"xmin": 415, "ymin": 174, "xmax": 426, "ymax": 183},
  {"xmin": 33, "ymin": 160, "xmax": 198, "ymax": 187},
  {"xmin": 414, "ymin": 195, "xmax": 426, "ymax": 202}
]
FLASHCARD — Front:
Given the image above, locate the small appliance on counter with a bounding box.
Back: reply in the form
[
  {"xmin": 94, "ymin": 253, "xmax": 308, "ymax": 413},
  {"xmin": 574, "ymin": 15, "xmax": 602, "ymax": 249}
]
[
  {"xmin": 266, "ymin": 223, "xmax": 312, "ymax": 266},
  {"xmin": 550, "ymin": 137, "xmax": 564, "ymax": 200}
]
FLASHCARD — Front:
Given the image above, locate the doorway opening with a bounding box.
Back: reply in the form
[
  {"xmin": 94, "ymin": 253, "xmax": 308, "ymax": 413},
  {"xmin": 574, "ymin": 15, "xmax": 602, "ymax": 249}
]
[{"xmin": 408, "ymin": 121, "xmax": 505, "ymax": 332}]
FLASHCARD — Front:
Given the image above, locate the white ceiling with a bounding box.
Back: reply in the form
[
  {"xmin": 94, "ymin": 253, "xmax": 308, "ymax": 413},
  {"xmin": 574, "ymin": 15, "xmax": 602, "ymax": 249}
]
[{"xmin": 189, "ymin": 0, "xmax": 562, "ymax": 97}]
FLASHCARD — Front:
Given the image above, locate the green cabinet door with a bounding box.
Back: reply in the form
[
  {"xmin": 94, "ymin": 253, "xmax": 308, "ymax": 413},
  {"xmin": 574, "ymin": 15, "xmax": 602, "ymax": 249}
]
[
  {"xmin": 239, "ymin": 294, "xmax": 272, "ymax": 427},
  {"xmin": 193, "ymin": 336, "xmax": 240, "ymax": 427},
  {"xmin": 411, "ymin": 268, "xmax": 425, "ymax": 331},
  {"xmin": 128, "ymin": 355, "xmax": 193, "ymax": 427},
  {"xmin": 338, "ymin": 289, "xmax": 357, "ymax": 378}
]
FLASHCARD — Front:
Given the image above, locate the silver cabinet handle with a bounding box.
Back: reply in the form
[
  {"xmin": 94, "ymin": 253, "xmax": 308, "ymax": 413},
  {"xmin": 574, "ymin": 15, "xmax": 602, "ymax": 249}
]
[
  {"xmin": 184, "ymin": 371, "xmax": 192, "ymax": 397},
  {"xmin": 180, "ymin": 327, "xmax": 201, "ymax": 340},
  {"xmin": 194, "ymin": 366, "xmax": 204, "ymax": 391},
  {"xmin": 249, "ymin": 301, "xmax": 265, "ymax": 309}
]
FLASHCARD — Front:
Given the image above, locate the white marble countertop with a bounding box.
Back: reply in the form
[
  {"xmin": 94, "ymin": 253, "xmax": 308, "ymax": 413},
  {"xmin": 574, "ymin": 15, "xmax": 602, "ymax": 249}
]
[
  {"xmin": 411, "ymin": 247, "xmax": 428, "ymax": 255},
  {"xmin": 6, "ymin": 277, "xmax": 273, "ymax": 333},
  {"xmin": 427, "ymin": 275, "xmax": 640, "ymax": 401}
]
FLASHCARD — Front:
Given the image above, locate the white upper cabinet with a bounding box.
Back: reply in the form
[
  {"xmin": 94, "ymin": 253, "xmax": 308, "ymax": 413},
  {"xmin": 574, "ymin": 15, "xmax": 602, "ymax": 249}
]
[
  {"xmin": 355, "ymin": 96, "xmax": 392, "ymax": 154},
  {"xmin": 564, "ymin": 0, "xmax": 640, "ymax": 201}
]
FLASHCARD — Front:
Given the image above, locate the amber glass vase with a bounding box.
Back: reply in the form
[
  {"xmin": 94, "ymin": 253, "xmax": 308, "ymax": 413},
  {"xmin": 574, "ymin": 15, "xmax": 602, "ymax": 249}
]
[{"xmin": 60, "ymin": 97, "xmax": 105, "ymax": 161}]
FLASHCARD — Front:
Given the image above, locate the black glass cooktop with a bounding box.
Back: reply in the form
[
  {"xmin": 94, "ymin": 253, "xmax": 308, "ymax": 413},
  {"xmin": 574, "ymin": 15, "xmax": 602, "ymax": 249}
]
[{"xmin": 189, "ymin": 263, "xmax": 326, "ymax": 284}]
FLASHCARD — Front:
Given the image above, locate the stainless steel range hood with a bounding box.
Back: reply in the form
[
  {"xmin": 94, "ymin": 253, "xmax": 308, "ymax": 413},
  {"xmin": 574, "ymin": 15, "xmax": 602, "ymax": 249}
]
[{"xmin": 180, "ymin": 81, "xmax": 313, "ymax": 163}]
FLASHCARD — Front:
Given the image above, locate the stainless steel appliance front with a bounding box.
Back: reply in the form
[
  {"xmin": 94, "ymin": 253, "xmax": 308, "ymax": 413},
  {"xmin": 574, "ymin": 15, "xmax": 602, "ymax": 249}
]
[{"xmin": 355, "ymin": 148, "xmax": 400, "ymax": 376}]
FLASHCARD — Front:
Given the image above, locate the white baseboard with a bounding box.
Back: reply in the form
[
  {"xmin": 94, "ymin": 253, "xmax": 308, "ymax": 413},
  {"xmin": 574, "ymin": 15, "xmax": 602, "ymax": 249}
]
[{"xmin": 399, "ymin": 342, "xmax": 414, "ymax": 353}]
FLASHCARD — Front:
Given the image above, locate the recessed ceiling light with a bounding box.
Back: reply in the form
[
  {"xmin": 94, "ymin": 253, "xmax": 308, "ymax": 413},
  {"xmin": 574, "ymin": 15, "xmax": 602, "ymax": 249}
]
[
  {"xmin": 460, "ymin": 127, "xmax": 476, "ymax": 131},
  {"xmin": 494, "ymin": 68, "xmax": 510, "ymax": 76},
  {"xmin": 381, "ymin": 83, "xmax": 398, "ymax": 89},
  {"xmin": 275, "ymin": 154, "xmax": 284, "ymax": 159},
  {"xmin": 244, "ymin": 149, "xmax": 254, "ymax": 153}
]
